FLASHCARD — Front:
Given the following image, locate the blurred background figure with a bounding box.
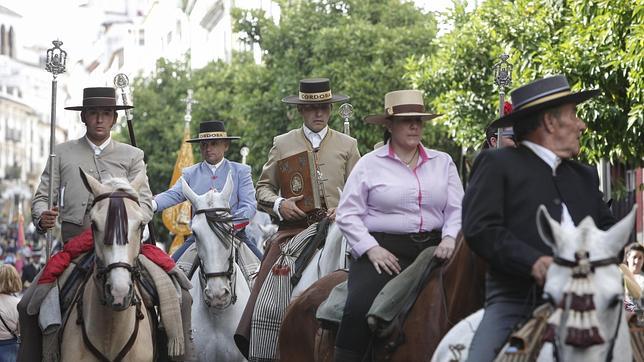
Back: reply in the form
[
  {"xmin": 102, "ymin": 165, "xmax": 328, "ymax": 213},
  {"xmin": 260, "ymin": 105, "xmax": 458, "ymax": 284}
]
[
  {"xmin": 0, "ymin": 264, "xmax": 22, "ymax": 362},
  {"xmin": 21, "ymin": 248, "xmax": 43, "ymax": 289}
]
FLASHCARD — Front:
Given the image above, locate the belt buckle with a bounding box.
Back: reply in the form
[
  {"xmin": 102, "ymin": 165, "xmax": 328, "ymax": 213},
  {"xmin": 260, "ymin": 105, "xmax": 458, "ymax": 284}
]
[{"xmin": 410, "ymin": 232, "xmax": 431, "ymax": 243}]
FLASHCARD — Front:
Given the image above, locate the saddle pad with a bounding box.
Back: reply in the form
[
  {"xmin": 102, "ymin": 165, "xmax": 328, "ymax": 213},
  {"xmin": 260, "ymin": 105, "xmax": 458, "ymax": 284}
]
[
  {"xmin": 316, "ymin": 280, "xmax": 348, "ymax": 328},
  {"xmin": 366, "ymin": 245, "xmax": 437, "ymax": 333},
  {"xmin": 176, "ymin": 237, "xmax": 260, "ymax": 288},
  {"xmin": 249, "ymin": 223, "xmax": 319, "ymax": 361}
]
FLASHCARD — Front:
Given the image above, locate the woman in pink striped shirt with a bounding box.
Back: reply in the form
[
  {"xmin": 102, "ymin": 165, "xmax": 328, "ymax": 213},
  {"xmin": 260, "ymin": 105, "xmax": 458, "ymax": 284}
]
[{"xmin": 333, "ymin": 90, "xmax": 464, "ymax": 361}]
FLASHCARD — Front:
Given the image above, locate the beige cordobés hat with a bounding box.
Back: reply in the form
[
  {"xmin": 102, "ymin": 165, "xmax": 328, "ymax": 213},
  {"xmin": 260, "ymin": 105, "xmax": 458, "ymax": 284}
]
[{"xmin": 364, "ymin": 90, "xmax": 441, "ymax": 125}]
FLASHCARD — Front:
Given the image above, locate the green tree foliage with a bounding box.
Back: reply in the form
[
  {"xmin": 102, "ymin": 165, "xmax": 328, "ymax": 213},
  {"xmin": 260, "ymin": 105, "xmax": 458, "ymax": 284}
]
[
  {"xmin": 406, "ymin": 0, "xmax": 643, "ymax": 165},
  {"xmin": 119, "ymin": 0, "xmax": 445, "ymax": 240}
]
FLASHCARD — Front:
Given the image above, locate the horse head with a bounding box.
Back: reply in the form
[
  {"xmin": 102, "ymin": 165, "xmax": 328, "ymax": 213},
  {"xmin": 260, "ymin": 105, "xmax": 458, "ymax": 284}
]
[
  {"xmin": 538, "ymin": 205, "xmax": 636, "ymax": 360},
  {"xmin": 181, "ymin": 172, "xmax": 236, "ymax": 309},
  {"xmin": 80, "ymin": 168, "xmax": 147, "ymax": 311}
]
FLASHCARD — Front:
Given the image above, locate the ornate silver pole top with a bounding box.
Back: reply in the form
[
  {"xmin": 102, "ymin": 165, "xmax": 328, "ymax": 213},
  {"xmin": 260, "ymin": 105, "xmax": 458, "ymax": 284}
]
[
  {"xmin": 45, "ymin": 40, "xmax": 67, "ymax": 78},
  {"xmin": 493, "ymin": 54, "xmax": 513, "ymax": 90},
  {"xmin": 339, "ymin": 103, "xmax": 353, "ymax": 136},
  {"xmin": 182, "ymin": 89, "xmax": 198, "ymax": 125},
  {"xmin": 114, "ymin": 73, "xmax": 130, "ymax": 89},
  {"xmin": 240, "ymin": 146, "xmax": 249, "ymax": 165}
]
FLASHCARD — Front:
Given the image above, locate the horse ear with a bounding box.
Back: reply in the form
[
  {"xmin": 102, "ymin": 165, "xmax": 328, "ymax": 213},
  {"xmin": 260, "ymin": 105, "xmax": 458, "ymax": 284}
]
[
  {"xmin": 181, "ymin": 177, "xmax": 198, "ymax": 205},
  {"xmin": 536, "ymin": 205, "xmax": 559, "ymax": 252},
  {"xmin": 79, "ymin": 167, "xmax": 106, "ymax": 195},
  {"xmin": 605, "ymin": 205, "xmax": 637, "ymax": 255},
  {"xmin": 220, "ymin": 171, "xmax": 234, "ymax": 202},
  {"xmin": 130, "ymin": 171, "xmax": 147, "ymax": 192}
]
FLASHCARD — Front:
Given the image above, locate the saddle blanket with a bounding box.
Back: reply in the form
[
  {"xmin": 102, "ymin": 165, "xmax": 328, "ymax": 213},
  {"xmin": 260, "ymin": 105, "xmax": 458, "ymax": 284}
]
[
  {"xmin": 317, "ymin": 245, "xmax": 438, "ymax": 336},
  {"xmin": 249, "ymin": 222, "xmax": 319, "ymax": 361},
  {"xmin": 38, "ymin": 228, "xmax": 176, "ymax": 285},
  {"xmin": 175, "ymin": 236, "xmax": 260, "ymax": 288}
]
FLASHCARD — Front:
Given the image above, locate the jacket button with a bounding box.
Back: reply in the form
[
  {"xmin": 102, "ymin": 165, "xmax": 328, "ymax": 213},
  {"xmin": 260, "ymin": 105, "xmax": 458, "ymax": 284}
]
[
  {"xmin": 82, "ymin": 202, "xmax": 86, "ymax": 206},
  {"xmin": 553, "ymin": 198, "xmax": 561, "ymax": 205}
]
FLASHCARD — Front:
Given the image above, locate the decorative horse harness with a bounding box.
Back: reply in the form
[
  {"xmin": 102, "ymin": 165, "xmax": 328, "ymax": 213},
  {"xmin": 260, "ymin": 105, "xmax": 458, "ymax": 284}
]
[
  {"xmin": 73, "ymin": 190, "xmax": 147, "ymax": 362},
  {"xmin": 543, "ymin": 250, "xmax": 622, "ymax": 362},
  {"xmin": 189, "ymin": 207, "xmax": 239, "ymax": 308}
]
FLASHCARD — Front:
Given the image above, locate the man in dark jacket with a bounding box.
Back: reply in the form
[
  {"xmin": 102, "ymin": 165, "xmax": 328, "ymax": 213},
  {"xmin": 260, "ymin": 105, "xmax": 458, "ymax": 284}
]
[{"xmin": 462, "ymin": 75, "xmax": 615, "ymax": 361}]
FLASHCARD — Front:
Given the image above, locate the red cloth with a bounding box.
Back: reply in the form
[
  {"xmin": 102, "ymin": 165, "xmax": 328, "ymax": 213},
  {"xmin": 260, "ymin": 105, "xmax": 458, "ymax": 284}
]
[
  {"xmin": 39, "ymin": 228, "xmax": 93, "ymax": 284},
  {"xmin": 140, "ymin": 244, "xmax": 176, "ymax": 272},
  {"xmin": 38, "ymin": 228, "xmax": 176, "ymax": 283},
  {"xmin": 503, "ymin": 101, "xmax": 513, "ymax": 116},
  {"xmin": 234, "ymin": 221, "xmax": 249, "ymax": 230}
]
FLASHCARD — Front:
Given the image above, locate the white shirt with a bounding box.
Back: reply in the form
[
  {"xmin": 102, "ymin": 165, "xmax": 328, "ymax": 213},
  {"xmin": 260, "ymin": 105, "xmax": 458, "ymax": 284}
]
[
  {"xmin": 522, "ymin": 141, "xmax": 575, "ymax": 228},
  {"xmin": 205, "ymin": 158, "xmax": 225, "ymax": 174},
  {"xmin": 272, "ymin": 125, "xmax": 329, "ymax": 220},
  {"xmin": 86, "ymin": 136, "xmax": 111, "ymax": 156},
  {"xmin": 152, "ymin": 158, "xmax": 225, "ymax": 212},
  {"xmin": 302, "ymin": 125, "xmax": 328, "ymax": 149}
]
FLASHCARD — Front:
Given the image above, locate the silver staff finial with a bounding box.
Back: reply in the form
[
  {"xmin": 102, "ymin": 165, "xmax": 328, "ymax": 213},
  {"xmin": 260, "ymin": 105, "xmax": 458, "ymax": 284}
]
[
  {"xmin": 182, "ymin": 89, "xmax": 198, "ymax": 125},
  {"xmin": 492, "ymin": 53, "xmax": 514, "ymax": 149},
  {"xmin": 339, "ymin": 103, "xmax": 353, "ymax": 136},
  {"xmin": 240, "ymin": 146, "xmax": 250, "ymax": 165},
  {"xmin": 45, "ymin": 40, "xmax": 67, "ymax": 78},
  {"xmin": 493, "ymin": 54, "xmax": 513, "ymax": 91},
  {"xmin": 114, "ymin": 73, "xmax": 130, "ymax": 89}
]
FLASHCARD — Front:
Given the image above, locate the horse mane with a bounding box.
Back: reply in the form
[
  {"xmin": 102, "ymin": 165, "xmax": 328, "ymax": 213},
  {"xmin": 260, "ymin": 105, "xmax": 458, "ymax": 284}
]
[
  {"xmin": 103, "ymin": 177, "xmax": 139, "ymax": 197},
  {"xmin": 98, "ymin": 177, "xmax": 139, "ymax": 246}
]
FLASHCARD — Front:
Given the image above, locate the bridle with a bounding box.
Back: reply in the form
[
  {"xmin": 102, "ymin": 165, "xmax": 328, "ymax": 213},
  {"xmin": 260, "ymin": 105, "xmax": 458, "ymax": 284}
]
[
  {"xmin": 546, "ymin": 252, "xmax": 622, "ymax": 362},
  {"xmin": 91, "ymin": 190, "xmax": 143, "ymax": 308},
  {"xmin": 194, "ymin": 207, "xmax": 239, "ymax": 307},
  {"xmin": 74, "ymin": 190, "xmax": 145, "ymax": 362}
]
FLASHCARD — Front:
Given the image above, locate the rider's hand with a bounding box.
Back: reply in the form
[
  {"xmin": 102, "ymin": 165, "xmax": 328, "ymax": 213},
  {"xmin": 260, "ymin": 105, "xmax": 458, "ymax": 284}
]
[
  {"xmin": 366, "ymin": 246, "xmax": 401, "ymax": 276},
  {"xmin": 326, "ymin": 208, "xmax": 336, "ymax": 221},
  {"xmin": 38, "ymin": 207, "xmax": 59, "ymax": 230},
  {"xmin": 531, "ymin": 256, "xmax": 553, "ymax": 287},
  {"xmin": 279, "ymin": 195, "xmax": 307, "ymax": 221},
  {"xmin": 434, "ymin": 236, "xmax": 455, "ymax": 260}
]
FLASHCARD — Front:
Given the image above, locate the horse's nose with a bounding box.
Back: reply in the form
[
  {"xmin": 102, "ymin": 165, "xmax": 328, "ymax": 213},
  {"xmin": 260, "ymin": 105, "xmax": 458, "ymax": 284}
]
[{"xmin": 215, "ymin": 287, "xmax": 231, "ymax": 300}]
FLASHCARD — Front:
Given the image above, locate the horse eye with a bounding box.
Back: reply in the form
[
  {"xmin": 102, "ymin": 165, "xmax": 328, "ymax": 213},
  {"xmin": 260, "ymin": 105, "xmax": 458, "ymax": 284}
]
[{"xmin": 610, "ymin": 294, "xmax": 623, "ymax": 308}]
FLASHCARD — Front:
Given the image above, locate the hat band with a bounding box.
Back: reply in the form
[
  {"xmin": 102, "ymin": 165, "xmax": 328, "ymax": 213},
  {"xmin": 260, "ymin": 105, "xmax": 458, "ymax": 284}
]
[
  {"xmin": 199, "ymin": 132, "xmax": 228, "ymax": 139},
  {"xmin": 518, "ymin": 90, "xmax": 572, "ymax": 110},
  {"xmin": 82, "ymin": 97, "xmax": 118, "ymax": 107},
  {"xmin": 299, "ymin": 90, "xmax": 332, "ymax": 101},
  {"xmin": 386, "ymin": 104, "xmax": 425, "ymax": 116}
]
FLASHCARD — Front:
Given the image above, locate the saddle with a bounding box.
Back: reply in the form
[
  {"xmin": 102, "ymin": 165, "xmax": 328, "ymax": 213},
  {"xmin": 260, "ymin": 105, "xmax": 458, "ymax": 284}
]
[
  {"xmin": 494, "ymin": 303, "xmax": 553, "ymax": 362},
  {"xmin": 316, "ymin": 245, "xmax": 440, "ymax": 347}
]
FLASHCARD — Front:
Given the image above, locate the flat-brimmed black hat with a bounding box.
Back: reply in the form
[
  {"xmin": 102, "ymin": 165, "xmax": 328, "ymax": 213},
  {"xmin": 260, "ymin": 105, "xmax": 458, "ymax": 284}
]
[
  {"xmin": 282, "ymin": 78, "xmax": 349, "ymax": 105},
  {"xmin": 489, "ymin": 75, "xmax": 600, "ymax": 129},
  {"xmin": 186, "ymin": 121, "xmax": 240, "ymax": 143},
  {"xmin": 65, "ymin": 87, "xmax": 134, "ymax": 111}
]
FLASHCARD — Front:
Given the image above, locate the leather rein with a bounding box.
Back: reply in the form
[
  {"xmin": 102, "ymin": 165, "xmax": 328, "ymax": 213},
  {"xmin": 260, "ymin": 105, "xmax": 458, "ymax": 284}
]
[
  {"xmin": 75, "ymin": 190, "xmax": 145, "ymax": 361},
  {"xmin": 193, "ymin": 207, "xmax": 239, "ymax": 307}
]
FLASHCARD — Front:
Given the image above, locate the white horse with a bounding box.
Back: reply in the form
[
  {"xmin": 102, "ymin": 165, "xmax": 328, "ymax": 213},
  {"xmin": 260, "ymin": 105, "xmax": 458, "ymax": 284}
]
[
  {"xmin": 433, "ymin": 206, "xmax": 636, "ymax": 362},
  {"xmin": 181, "ymin": 174, "xmax": 249, "ymax": 361},
  {"xmin": 290, "ymin": 221, "xmax": 349, "ymax": 301},
  {"xmin": 61, "ymin": 170, "xmax": 154, "ymax": 361}
]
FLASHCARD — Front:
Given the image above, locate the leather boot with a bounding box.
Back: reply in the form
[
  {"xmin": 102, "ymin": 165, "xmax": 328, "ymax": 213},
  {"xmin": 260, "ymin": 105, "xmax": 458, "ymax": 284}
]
[{"xmin": 334, "ymin": 347, "xmax": 363, "ymax": 362}]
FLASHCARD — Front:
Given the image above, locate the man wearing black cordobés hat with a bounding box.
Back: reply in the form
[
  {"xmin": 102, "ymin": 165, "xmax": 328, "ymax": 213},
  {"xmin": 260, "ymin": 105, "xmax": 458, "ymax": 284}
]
[
  {"xmin": 153, "ymin": 120, "xmax": 261, "ymax": 259},
  {"xmin": 21, "ymin": 87, "xmax": 155, "ymax": 362},
  {"xmin": 235, "ymin": 78, "xmax": 361, "ymax": 359},
  {"xmin": 462, "ymin": 75, "xmax": 616, "ymax": 361}
]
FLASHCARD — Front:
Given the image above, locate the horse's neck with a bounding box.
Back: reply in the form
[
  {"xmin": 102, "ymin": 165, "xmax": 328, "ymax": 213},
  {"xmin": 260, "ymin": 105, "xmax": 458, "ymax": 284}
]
[{"xmin": 81, "ymin": 276, "xmax": 140, "ymax": 354}]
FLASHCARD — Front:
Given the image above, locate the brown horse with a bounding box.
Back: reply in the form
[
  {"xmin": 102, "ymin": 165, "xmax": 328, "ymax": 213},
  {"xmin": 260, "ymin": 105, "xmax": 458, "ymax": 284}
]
[{"xmin": 278, "ymin": 233, "xmax": 486, "ymax": 361}]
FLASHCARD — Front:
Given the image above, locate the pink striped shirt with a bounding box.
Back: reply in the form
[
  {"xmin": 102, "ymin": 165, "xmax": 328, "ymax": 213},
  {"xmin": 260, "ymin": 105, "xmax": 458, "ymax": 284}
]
[{"xmin": 336, "ymin": 143, "xmax": 463, "ymax": 258}]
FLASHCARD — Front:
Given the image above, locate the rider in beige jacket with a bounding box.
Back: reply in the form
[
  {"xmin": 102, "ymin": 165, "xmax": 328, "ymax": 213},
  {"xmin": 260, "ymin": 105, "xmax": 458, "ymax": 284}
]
[{"xmin": 31, "ymin": 88, "xmax": 153, "ymax": 243}]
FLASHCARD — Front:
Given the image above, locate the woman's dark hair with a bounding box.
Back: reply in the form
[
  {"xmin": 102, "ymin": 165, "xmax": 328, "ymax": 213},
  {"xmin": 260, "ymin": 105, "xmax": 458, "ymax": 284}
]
[{"xmin": 383, "ymin": 128, "xmax": 391, "ymax": 144}]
